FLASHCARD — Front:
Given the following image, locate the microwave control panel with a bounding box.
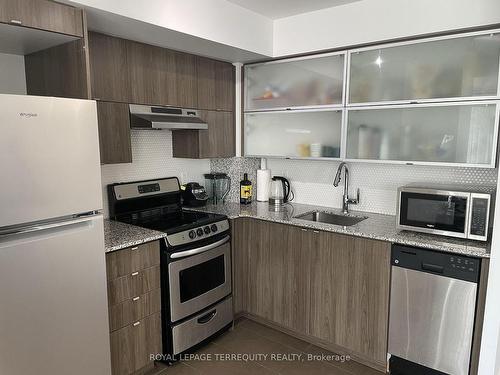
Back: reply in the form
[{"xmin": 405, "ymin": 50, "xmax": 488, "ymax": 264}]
[{"xmin": 470, "ymin": 197, "xmax": 489, "ymax": 237}]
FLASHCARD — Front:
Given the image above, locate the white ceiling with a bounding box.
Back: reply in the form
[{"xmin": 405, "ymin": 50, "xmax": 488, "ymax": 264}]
[{"xmin": 227, "ymin": 0, "xmax": 361, "ymax": 19}]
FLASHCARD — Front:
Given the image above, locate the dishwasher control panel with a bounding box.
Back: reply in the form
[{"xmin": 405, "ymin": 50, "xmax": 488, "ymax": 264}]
[{"xmin": 392, "ymin": 245, "xmax": 480, "ymax": 283}]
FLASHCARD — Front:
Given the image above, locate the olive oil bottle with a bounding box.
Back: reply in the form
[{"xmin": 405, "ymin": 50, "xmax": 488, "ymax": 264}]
[{"xmin": 240, "ymin": 173, "xmax": 253, "ymax": 204}]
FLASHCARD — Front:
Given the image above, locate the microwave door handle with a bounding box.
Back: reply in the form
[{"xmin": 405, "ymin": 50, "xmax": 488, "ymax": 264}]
[{"xmin": 170, "ymin": 235, "xmax": 230, "ymax": 259}]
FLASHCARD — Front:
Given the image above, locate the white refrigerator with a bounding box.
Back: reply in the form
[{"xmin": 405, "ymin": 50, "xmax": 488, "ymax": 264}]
[{"xmin": 0, "ymin": 94, "xmax": 111, "ymax": 374}]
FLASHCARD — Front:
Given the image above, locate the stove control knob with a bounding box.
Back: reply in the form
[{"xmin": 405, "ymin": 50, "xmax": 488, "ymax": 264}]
[
  {"xmin": 188, "ymin": 230, "xmax": 196, "ymax": 239},
  {"xmin": 211, "ymin": 224, "xmax": 218, "ymax": 233},
  {"xmin": 204, "ymin": 226, "xmax": 211, "ymax": 234},
  {"xmin": 196, "ymin": 228, "xmax": 204, "ymax": 237}
]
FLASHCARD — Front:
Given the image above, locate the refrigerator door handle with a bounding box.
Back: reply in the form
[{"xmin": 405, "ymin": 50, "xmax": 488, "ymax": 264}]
[{"xmin": 0, "ymin": 215, "xmax": 100, "ymax": 238}]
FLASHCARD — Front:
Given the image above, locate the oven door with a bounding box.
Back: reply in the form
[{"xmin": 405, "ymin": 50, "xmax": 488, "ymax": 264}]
[
  {"xmin": 168, "ymin": 236, "xmax": 231, "ymax": 322},
  {"xmin": 398, "ymin": 189, "xmax": 470, "ymax": 238}
]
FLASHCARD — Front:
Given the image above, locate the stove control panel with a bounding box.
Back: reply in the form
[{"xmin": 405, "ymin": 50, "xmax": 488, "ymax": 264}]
[{"xmin": 167, "ymin": 219, "xmax": 230, "ymax": 247}]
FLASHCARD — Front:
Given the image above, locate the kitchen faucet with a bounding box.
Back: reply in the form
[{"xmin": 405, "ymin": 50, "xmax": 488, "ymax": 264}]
[{"xmin": 333, "ymin": 162, "xmax": 360, "ymax": 213}]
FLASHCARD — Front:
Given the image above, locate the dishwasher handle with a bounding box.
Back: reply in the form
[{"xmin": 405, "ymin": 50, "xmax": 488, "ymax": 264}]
[{"xmin": 421, "ymin": 262, "xmax": 444, "ymax": 274}]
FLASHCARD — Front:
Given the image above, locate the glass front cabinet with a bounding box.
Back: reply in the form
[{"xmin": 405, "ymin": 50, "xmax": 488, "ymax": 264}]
[
  {"xmin": 345, "ymin": 102, "xmax": 499, "ymax": 167},
  {"xmin": 243, "ymin": 30, "xmax": 500, "ymax": 167},
  {"xmin": 245, "ymin": 52, "xmax": 346, "ymax": 111},
  {"xmin": 244, "ymin": 109, "xmax": 343, "ymax": 159},
  {"xmin": 348, "ymin": 33, "xmax": 500, "ymax": 105}
]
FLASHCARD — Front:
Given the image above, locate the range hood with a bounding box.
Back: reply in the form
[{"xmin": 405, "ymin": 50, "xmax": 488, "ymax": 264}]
[{"xmin": 129, "ymin": 104, "xmax": 208, "ymax": 130}]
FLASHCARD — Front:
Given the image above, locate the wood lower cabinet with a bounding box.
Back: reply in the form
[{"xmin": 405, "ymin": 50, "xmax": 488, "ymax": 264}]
[
  {"xmin": 96, "ymin": 101, "xmax": 132, "ymax": 164},
  {"xmin": 0, "ymin": 0, "xmax": 83, "ymax": 36},
  {"xmin": 309, "ymin": 231, "xmax": 391, "ymax": 365},
  {"xmin": 244, "ymin": 220, "xmax": 311, "ymax": 334},
  {"xmin": 231, "ymin": 218, "xmax": 250, "ymax": 315},
  {"xmin": 107, "ymin": 265, "xmax": 161, "ymax": 306},
  {"xmin": 106, "ymin": 241, "xmax": 160, "ymax": 280},
  {"xmin": 232, "ymin": 218, "xmax": 391, "ymax": 371},
  {"xmin": 106, "ymin": 241, "xmax": 162, "ymax": 375},
  {"xmin": 172, "ymin": 110, "xmax": 235, "ymax": 158},
  {"xmin": 110, "ymin": 312, "xmax": 162, "ymax": 375}
]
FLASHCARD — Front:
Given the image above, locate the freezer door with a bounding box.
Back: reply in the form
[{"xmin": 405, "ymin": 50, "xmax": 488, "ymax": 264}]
[
  {"xmin": 389, "ymin": 267, "xmax": 477, "ymax": 375},
  {"xmin": 0, "ymin": 215, "xmax": 111, "ymax": 375},
  {"xmin": 0, "ymin": 94, "xmax": 102, "ymax": 228}
]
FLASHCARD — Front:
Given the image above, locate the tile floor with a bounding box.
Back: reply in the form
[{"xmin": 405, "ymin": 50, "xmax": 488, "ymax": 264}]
[{"xmin": 148, "ymin": 318, "xmax": 382, "ymax": 375}]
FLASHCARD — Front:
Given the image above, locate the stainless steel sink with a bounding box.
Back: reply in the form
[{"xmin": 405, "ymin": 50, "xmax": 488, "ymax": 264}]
[{"xmin": 294, "ymin": 211, "xmax": 368, "ymax": 226}]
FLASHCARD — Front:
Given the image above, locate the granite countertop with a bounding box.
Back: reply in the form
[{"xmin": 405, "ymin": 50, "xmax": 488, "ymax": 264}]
[
  {"xmin": 186, "ymin": 201, "xmax": 491, "ymax": 258},
  {"xmin": 104, "ymin": 219, "xmax": 167, "ymax": 253}
]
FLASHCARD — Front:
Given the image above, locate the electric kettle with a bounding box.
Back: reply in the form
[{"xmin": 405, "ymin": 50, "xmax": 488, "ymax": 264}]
[{"xmin": 269, "ymin": 176, "xmax": 291, "ymax": 206}]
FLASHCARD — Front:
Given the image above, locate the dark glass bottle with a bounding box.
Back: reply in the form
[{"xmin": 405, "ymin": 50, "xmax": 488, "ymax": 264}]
[{"xmin": 240, "ymin": 173, "xmax": 252, "ymax": 205}]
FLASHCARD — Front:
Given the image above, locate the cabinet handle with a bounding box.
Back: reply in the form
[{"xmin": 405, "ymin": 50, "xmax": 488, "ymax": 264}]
[
  {"xmin": 313, "ymin": 230, "xmax": 320, "ymax": 234},
  {"xmin": 301, "ymin": 228, "xmax": 308, "ymax": 232},
  {"xmin": 10, "ymin": 20, "xmax": 22, "ymax": 25},
  {"xmin": 131, "ymin": 246, "xmax": 139, "ymax": 251},
  {"xmin": 133, "ymin": 296, "xmax": 140, "ymax": 301},
  {"xmin": 131, "ymin": 271, "xmax": 139, "ymax": 276},
  {"xmin": 133, "ymin": 321, "xmax": 140, "ymax": 327}
]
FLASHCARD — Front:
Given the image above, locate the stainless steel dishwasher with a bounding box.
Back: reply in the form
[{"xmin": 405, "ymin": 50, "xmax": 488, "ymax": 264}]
[{"xmin": 388, "ymin": 245, "xmax": 481, "ymax": 375}]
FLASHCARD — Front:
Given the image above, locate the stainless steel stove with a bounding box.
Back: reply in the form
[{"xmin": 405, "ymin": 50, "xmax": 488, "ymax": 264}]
[{"xmin": 108, "ymin": 177, "xmax": 233, "ymax": 359}]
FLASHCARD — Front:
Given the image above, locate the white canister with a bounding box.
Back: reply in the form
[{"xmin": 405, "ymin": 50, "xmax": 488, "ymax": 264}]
[{"xmin": 256, "ymin": 159, "xmax": 271, "ymax": 202}]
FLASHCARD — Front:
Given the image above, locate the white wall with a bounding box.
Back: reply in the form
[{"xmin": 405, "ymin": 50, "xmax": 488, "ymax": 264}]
[
  {"xmin": 0, "ymin": 53, "xmax": 26, "ymax": 94},
  {"xmin": 479, "ymin": 174, "xmax": 500, "ymax": 375},
  {"xmin": 273, "ymin": 0, "xmax": 500, "ymax": 56},
  {"xmin": 101, "ymin": 130, "xmax": 210, "ymax": 218},
  {"xmin": 66, "ymin": 0, "xmax": 273, "ymax": 60}
]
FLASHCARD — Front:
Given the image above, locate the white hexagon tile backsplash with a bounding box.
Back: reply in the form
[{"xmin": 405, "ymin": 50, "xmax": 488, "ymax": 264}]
[{"xmin": 214, "ymin": 158, "xmax": 498, "ymax": 216}]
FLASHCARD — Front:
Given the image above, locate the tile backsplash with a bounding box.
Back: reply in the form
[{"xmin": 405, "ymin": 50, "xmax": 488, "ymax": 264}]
[
  {"xmin": 101, "ymin": 130, "xmax": 210, "ymax": 217},
  {"xmin": 101, "ymin": 131, "xmax": 498, "ymax": 218},
  {"xmin": 216, "ymin": 157, "xmax": 498, "ymax": 216},
  {"xmin": 210, "ymin": 157, "xmax": 261, "ymax": 203}
]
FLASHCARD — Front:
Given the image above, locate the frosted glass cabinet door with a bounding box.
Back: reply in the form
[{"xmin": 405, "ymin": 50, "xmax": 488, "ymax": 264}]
[
  {"xmin": 346, "ymin": 102, "xmax": 498, "ymax": 166},
  {"xmin": 245, "ymin": 53, "xmax": 345, "ymax": 111},
  {"xmin": 349, "ymin": 33, "xmax": 500, "ymax": 104},
  {"xmin": 244, "ymin": 110, "xmax": 342, "ymax": 158}
]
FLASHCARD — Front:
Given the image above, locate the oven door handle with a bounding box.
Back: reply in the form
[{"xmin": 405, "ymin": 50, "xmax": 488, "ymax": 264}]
[{"xmin": 170, "ymin": 235, "xmax": 230, "ymax": 259}]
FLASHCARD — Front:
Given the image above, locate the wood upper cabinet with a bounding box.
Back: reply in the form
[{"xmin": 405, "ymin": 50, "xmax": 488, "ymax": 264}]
[
  {"xmin": 308, "ymin": 231, "xmax": 391, "ymax": 366},
  {"xmin": 126, "ymin": 42, "xmax": 197, "ymax": 108},
  {"xmin": 172, "ymin": 110, "xmax": 235, "ymax": 159},
  {"xmin": 0, "ymin": 0, "xmax": 83, "ymax": 36},
  {"xmin": 89, "ymin": 32, "xmax": 132, "ymax": 103},
  {"xmin": 173, "ymin": 51, "xmax": 198, "ymax": 108},
  {"xmin": 197, "ymin": 56, "xmax": 235, "ymax": 111},
  {"xmin": 96, "ymin": 101, "xmax": 132, "ymax": 164},
  {"xmin": 89, "ymin": 32, "xmax": 198, "ymax": 108},
  {"xmin": 25, "ymin": 38, "xmax": 89, "ymax": 99}
]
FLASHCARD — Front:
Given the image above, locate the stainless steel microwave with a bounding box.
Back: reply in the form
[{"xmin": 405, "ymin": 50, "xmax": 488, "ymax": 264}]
[{"xmin": 397, "ymin": 184, "xmax": 495, "ymax": 241}]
